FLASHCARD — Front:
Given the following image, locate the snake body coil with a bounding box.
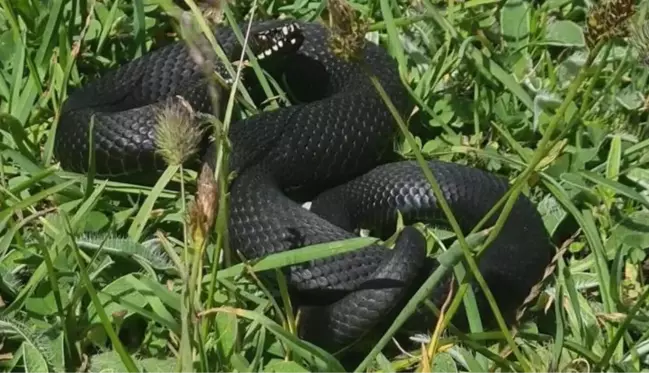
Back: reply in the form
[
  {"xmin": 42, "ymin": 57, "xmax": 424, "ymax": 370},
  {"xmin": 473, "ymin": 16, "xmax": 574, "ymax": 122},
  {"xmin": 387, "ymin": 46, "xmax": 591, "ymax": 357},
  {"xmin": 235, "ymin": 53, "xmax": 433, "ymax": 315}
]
[{"xmin": 55, "ymin": 20, "xmax": 554, "ymax": 353}]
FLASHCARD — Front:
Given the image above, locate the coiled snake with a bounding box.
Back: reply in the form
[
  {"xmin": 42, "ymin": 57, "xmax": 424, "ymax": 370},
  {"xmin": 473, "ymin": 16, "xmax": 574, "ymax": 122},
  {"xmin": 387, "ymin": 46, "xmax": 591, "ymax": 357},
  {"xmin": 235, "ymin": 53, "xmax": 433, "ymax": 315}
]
[{"xmin": 54, "ymin": 19, "xmax": 554, "ymax": 354}]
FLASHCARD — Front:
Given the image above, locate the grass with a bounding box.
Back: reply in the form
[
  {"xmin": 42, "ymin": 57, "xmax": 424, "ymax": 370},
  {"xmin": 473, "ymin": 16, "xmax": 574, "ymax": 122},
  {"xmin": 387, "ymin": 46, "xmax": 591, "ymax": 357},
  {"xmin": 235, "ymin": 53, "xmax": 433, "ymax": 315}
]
[{"xmin": 2, "ymin": 0, "xmax": 649, "ymax": 371}]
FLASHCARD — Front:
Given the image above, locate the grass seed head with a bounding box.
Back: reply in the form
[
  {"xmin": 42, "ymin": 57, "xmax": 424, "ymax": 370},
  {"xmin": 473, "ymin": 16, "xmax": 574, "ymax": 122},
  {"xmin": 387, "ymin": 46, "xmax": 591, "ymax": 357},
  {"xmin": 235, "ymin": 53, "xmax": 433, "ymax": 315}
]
[
  {"xmin": 327, "ymin": 0, "xmax": 369, "ymax": 61},
  {"xmin": 198, "ymin": 0, "xmax": 225, "ymax": 24},
  {"xmin": 585, "ymin": 0, "xmax": 636, "ymax": 48},
  {"xmin": 154, "ymin": 96, "xmax": 206, "ymax": 166},
  {"xmin": 188, "ymin": 162, "xmax": 219, "ymax": 243}
]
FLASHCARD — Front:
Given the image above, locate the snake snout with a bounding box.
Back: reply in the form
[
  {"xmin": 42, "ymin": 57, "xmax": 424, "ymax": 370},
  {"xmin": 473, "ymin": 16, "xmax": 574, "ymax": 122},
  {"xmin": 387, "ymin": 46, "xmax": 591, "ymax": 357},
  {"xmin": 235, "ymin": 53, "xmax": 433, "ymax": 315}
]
[{"xmin": 251, "ymin": 21, "xmax": 305, "ymax": 61}]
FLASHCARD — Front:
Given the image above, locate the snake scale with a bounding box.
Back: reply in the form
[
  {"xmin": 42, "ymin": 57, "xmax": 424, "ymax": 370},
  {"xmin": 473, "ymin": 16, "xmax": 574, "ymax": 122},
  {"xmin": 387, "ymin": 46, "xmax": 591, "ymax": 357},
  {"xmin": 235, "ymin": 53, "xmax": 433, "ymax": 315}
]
[{"xmin": 54, "ymin": 19, "xmax": 554, "ymax": 354}]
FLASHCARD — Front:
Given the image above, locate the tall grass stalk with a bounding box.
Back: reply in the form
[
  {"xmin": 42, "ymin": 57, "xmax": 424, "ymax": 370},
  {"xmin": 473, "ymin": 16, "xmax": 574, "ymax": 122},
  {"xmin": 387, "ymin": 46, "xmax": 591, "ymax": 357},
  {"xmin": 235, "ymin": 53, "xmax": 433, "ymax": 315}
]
[{"xmin": 172, "ymin": 1, "xmax": 267, "ymax": 369}]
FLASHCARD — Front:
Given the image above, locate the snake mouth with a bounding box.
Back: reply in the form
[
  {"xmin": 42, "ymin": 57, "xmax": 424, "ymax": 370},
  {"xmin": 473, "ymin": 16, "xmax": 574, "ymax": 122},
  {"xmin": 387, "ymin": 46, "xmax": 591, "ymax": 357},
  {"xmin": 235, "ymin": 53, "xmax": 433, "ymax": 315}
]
[{"xmin": 252, "ymin": 22, "xmax": 304, "ymax": 60}]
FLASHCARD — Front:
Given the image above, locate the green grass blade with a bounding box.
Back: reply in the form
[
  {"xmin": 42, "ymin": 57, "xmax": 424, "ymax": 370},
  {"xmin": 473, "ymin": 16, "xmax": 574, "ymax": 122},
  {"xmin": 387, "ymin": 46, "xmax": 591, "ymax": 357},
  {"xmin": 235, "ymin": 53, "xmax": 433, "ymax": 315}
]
[
  {"xmin": 132, "ymin": 0, "xmax": 147, "ymax": 57},
  {"xmin": 203, "ymin": 307, "xmax": 346, "ymax": 372},
  {"xmin": 0, "ymin": 179, "xmax": 76, "ymax": 221},
  {"xmin": 354, "ymin": 228, "xmax": 492, "ymax": 372},
  {"xmin": 579, "ymin": 171, "xmax": 649, "ymax": 209},
  {"xmin": 127, "ymin": 165, "xmax": 180, "ymax": 241},
  {"xmin": 214, "ymin": 236, "xmax": 377, "ymax": 280},
  {"xmin": 68, "ymin": 222, "xmax": 140, "ymax": 373}
]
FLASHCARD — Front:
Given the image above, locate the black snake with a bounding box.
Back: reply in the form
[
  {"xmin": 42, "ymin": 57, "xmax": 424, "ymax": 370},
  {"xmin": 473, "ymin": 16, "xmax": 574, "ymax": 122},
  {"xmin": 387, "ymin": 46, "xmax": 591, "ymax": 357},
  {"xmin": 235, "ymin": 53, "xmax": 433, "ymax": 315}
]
[{"xmin": 54, "ymin": 19, "xmax": 554, "ymax": 354}]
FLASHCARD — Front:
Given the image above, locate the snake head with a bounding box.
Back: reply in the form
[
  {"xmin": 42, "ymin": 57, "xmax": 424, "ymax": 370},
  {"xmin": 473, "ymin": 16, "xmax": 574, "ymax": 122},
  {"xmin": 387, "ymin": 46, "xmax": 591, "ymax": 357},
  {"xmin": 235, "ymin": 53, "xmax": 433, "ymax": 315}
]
[{"xmin": 248, "ymin": 22, "xmax": 304, "ymax": 61}]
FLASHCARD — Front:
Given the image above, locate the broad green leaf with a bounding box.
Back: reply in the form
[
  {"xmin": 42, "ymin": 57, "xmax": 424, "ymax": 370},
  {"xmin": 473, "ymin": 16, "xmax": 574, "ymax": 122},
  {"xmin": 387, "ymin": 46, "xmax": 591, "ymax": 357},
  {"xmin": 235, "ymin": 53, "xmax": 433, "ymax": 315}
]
[
  {"xmin": 230, "ymin": 353, "xmax": 252, "ymax": 372},
  {"xmin": 500, "ymin": 0, "xmax": 530, "ymax": 52},
  {"xmin": 213, "ymin": 312, "xmax": 238, "ymax": 363},
  {"xmin": 431, "ymin": 351, "xmax": 459, "ymax": 372},
  {"xmin": 47, "ymin": 331, "xmax": 65, "ymax": 373},
  {"xmin": 606, "ymin": 211, "xmax": 649, "ymax": 256},
  {"xmin": 264, "ymin": 359, "xmax": 309, "ymax": 372},
  {"xmin": 606, "ymin": 135, "xmax": 621, "ymax": 181},
  {"xmin": 627, "ymin": 167, "xmax": 649, "ymax": 191},
  {"xmin": 88, "ymin": 275, "xmax": 148, "ymax": 324},
  {"xmin": 616, "ymin": 89, "xmax": 645, "ymax": 110},
  {"xmin": 22, "ymin": 342, "xmax": 48, "ymax": 373},
  {"xmin": 544, "ymin": 20, "xmax": 585, "ymax": 47},
  {"xmin": 537, "ymin": 193, "xmax": 567, "ymax": 235},
  {"xmin": 532, "ymin": 91, "xmax": 562, "ymax": 133},
  {"xmin": 24, "ymin": 284, "xmax": 59, "ymax": 317}
]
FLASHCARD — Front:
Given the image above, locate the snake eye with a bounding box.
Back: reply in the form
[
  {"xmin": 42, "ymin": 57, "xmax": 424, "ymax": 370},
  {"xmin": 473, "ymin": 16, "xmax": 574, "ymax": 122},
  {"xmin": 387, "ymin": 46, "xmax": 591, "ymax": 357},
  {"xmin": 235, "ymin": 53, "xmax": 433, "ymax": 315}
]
[{"xmin": 253, "ymin": 22, "xmax": 304, "ymax": 60}]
